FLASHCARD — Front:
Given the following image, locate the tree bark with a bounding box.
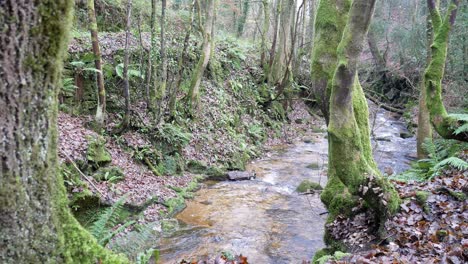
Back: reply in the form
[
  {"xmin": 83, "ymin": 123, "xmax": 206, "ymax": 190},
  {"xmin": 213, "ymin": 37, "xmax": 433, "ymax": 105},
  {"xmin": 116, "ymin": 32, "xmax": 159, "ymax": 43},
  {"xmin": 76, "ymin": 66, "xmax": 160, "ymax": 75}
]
[
  {"xmin": 169, "ymin": 0, "xmax": 197, "ymax": 119},
  {"xmin": 156, "ymin": 0, "xmax": 168, "ymax": 120},
  {"xmin": 417, "ymin": 5, "xmax": 434, "ymax": 159},
  {"xmin": 88, "ymin": 0, "xmax": 106, "ymax": 127},
  {"xmin": 237, "ymin": 0, "xmax": 250, "ymax": 37},
  {"xmin": 424, "ymin": 0, "xmax": 467, "ymax": 141},
  {"xmin": 260, "ymin": 0, "xmax": 270, "ymax": 70},
  {"xmin": 0, "ymin": 1, "xmax": 127, "ymax": 262},
  {"xmin": 187, "ymin": 0, "xmax": 217, "ymax": 112},
  {"xmin": 312, "ymin": 0, "xmax": 400, "ymax": 254},
  {"xmin": 309, "ymin": 0, "xmax": 351, "ymax": 124},
  {"xmin": 122, "ymin": 0, "xmax": 133, "ymax": 128},
  {"xmin": 269, "ymin": 0, "xmax": 295, "ymax": 85}
]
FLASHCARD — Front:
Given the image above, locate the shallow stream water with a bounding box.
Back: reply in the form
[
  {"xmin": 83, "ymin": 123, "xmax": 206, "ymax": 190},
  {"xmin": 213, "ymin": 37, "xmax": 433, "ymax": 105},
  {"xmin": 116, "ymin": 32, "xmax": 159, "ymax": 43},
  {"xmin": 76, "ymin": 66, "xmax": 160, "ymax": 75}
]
[{"xmin": 157, "ymin": 105, "xmax": 416, "ymax": 263}]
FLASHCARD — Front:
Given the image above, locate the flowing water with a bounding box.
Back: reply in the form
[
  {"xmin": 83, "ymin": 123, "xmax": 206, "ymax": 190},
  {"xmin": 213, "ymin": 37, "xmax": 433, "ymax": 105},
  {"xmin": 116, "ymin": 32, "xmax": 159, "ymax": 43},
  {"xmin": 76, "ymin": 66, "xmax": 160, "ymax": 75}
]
[{"xmin": 157, "ymin": 105, "xmax": 416, "ymax": 263}]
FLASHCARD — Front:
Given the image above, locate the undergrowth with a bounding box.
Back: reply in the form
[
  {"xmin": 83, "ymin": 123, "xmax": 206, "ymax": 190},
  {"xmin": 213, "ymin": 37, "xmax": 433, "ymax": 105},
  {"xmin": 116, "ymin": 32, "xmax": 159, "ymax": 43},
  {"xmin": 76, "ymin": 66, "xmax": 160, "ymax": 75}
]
[{"xmin": 391, "ymin": 138, "xmax": 468, "ymax": 182}]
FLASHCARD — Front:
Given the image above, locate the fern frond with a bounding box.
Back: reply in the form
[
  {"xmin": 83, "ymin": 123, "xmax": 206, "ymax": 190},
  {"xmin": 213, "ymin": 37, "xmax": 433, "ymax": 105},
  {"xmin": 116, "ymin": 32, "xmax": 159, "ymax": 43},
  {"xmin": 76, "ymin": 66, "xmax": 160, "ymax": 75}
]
[
  {"xmin": 448, "ymin": 113, "xmax": 468, "ymax": 122},
  {"xmin": 434, "ymin": 157, "xmax": 468, "ymax": 172},
  {"xmin": 90, "ymin": 196, "xmax": 127, "ymax": 246},
  {"xmin": 136, "ymin": 248, "xmax": 159, "ymax": 264},
  {"xmin": 454, "ymin": 123, "xmax": 468, "ymax": 135}
]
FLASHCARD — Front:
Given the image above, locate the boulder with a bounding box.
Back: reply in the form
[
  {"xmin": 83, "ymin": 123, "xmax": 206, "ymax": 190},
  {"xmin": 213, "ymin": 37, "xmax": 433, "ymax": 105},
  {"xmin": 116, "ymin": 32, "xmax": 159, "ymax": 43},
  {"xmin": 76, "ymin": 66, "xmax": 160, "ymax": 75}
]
[{"xmin": 227, "ymin": 171, "xmax": 256, "ymax": 181}]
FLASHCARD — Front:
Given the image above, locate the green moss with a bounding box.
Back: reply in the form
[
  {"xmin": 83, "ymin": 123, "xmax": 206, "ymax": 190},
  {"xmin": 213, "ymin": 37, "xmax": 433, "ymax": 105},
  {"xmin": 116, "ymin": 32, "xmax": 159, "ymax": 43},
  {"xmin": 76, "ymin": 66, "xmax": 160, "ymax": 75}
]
[
  {"xmin": 161, "ymin": 219, "xmax": 179, "ymax": 233},
  {"xmin": 296, "ymin": 180, "xmax": 323, "ymax": 193},
  {"xmin": 306, "ymin": 162, "xmax": 320, "ymax": 169},
  {"xmin": 87, "ymin": 136, "xmax": 112, "ymax": 166},
  {"xmin": 92, "ymin": 166, "xmax": 125, "ymax": 182},
  {"xmin": 415, "ymin": 191, "xmax": 430, "ymax": 205},
  {"xmin": 163, "ymin": 194, "xmax": 186, "ymax": 216}
]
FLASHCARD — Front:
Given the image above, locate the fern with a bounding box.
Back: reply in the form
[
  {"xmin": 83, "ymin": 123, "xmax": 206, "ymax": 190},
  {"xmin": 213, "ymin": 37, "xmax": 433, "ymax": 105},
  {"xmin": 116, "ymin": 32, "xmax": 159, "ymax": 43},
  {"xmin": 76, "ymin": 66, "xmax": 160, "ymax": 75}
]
[
  {"xmin": 434, "ymin": 157, "xmax": 468, "ymax": 172},
  {"xmin": 454, "ymin": 123, "xmax": 468, "ymax": 135},
  {"xmin": 448, "ymin": 113, "xmax": 468, "ymax": 122},
  {"xmin": 136, "ymin": 248, "xmax": 159, "ymax": 264},
  {"xmin": 90, "ymin": 196, "xmax": 128, "ymax": 246},
  {"xmin": 447, "ymin": 113, "xmax": 468, "ymax": 135},
  {"xmin": 108, "ymin": 222, "xmax": 159, "ymax": 261}
]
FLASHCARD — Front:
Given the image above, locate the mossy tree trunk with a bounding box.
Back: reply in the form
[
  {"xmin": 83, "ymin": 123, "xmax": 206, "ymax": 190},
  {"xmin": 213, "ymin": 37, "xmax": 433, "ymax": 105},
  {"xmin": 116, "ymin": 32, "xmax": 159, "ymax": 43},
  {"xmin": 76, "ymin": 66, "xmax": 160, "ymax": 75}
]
[
  {"xmin": 309, "ymin": 0, "xmax": 351, "ymax": 124},
  {"xmin": 417, "ymin": 5, "xmax": 435, "ymax": 158},
  {"xmin": 312, "ymin": 0, "xmax": 400, "ymax": 252},
  {"xmin": 260, "ymin": 0, "xmax": 270, "ymax": 70},
  {"xmin": 424, "ymin": 0, "xmax": 467, "ymax": 142},
  {"xmin": 169, "ymin": 0, "xmax": 196, "ymax": 119},
  {"xmin": 187, "ymin": 0, "xmax": 217, "ymax": 112},
  {"xmin": 237, "ymin": 0, "xmax": 250, "ymax": 37},
  {"xmin": 306, "ymin": 0, "xmax": 316, "ymax": 55},
  {"xmin": 122, "ymin": 0, "xmax": 133, "ymax": 128},
  {"xmin": 88, "ymin": 0, "xmax": 107, "ymax": 127},
  {"xmin": 145, "ymin": 0, "xmax": 157, "ymax": 110},
  {"xmin": 269, "ymin": 0, "xmax": 295, "ymax": 85},
  {"xmin": 156, "ymin": 0, "xmax": 168, "ymax": 120},
  {"xmin": 0, "ymin": 1, "xmax": 127, "ymax": 263}
]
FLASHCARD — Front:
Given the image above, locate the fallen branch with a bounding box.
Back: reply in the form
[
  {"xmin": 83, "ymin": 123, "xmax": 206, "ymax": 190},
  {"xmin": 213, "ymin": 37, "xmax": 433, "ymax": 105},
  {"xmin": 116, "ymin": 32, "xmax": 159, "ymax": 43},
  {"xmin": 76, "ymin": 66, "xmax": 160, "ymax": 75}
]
[
  {"xmin": 367, "ymin": 94, "xmax": 405, "ymax": 114},
  {"xmin": 62, "ymin": 151, "xmax": 108, "ymax": 200}
]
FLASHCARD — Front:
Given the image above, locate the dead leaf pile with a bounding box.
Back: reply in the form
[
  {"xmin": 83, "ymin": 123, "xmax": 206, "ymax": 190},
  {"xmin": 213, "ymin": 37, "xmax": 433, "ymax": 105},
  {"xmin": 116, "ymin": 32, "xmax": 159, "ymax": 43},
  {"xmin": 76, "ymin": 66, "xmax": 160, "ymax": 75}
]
[{"xmin": 327, "ymin": 168, "xmax": 467, "ymax": 263}]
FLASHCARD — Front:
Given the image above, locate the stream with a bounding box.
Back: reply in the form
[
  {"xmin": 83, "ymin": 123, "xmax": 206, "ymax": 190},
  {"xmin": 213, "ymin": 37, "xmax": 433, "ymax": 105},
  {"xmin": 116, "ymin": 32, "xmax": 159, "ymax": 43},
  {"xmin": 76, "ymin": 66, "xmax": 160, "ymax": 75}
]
[{"xmin": 157, "ymin": 104, "xmax": 417, "ymax": 263}]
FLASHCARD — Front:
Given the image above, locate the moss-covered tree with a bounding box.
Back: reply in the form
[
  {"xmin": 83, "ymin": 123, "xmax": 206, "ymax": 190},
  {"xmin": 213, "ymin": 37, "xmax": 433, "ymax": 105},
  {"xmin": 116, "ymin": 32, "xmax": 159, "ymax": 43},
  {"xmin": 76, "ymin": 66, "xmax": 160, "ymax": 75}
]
[
  {"xmin": 309, "ymin": 0, "xmax": 350, "ymax": 124},
  {"xmin": 311, "ymin": 0, "xmax": 400, "ymax": 255},
  {"xmin": 187, "ymin": 0, "xmax": 217, "ymax": 112},
  {"xmin": 424, "ymin": 0, "xmax": 467, "ymax": 142},
  {"xmin": 0, "ymin": 1, "xmax": 127, "ymax": 262},
  {"xmin": 417, "ymin": 3, "xmax": 435, "ymax": 159},
  {"xmin": 87, "ymin": 0, "xmax": 107, "ymax": 127}
]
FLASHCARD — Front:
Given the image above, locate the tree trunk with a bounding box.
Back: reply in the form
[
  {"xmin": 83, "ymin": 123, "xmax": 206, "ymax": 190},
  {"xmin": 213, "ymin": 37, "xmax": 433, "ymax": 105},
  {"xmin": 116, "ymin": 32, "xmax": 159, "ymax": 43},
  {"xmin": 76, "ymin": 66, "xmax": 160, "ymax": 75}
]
[
  {"xmin": 169, "ymin": 0, "xmax": 196, "ymax": 119},
  {"xmin": 237, "ymin": 0, "xmax": 250, "ymax": 37},
  {"xmin": 146, "ymin": 0, "xmax": 157, "ymax": 110},
  {"xmin": 424, "ymin": 0, "xmax": 466, "ymax": 141},
  {"xmin": 88, "ymin": 0, "xmax": 106, "ymax": 127},
  {"xmin": 309, "ymin": 0, "xmax": 350, "ymax": 124},
  {"xmin": 260, "ymin": 0, "xmax": 270, "ymax": 70},
  {"xmin": 269, "ymin": 0, "xmax": 295, "ymax": 85},
  {"xmin": 122, "ymin": 0, "xmax": 133, "ymax": 128},
  {"xmin": 306, "ymin": 0, "xmax": 316, "ymax": 55},
  {"xmin": 0, "ymin": 1, "xmax": 127, "ymax": 262},
  {"xmin": 314, "ymin": 0, "xmax": 400, "ymax": 254},
  {"xmin": 417, "ymin": 6, "xmax": 434, "ymax": 159},
  {"xmin": 268, "ymin": 0, "xmax": 282, "ymax": 77},
  {"xmin": 367, "ymin": 26, "xmax": 386, "ymax": 76},
  {"xmin": 187, "ymin": 0, "xmax": 216, "ymax": 112},
  {"xmin": 156, "ymin": 0, "xmax": 168, "ymax": 120}
]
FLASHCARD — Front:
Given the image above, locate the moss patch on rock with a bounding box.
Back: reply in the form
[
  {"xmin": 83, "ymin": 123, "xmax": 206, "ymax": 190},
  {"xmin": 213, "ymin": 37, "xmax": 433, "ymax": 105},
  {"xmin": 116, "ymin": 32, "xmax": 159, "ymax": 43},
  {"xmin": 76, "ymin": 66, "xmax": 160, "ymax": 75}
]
[
  {"xmin": 297, "ymin": 180, "xmax": 323, "ymax": 193},
  {"xmin": 86, "ymin": 135, "xmax": 112, "ymax": 166}
]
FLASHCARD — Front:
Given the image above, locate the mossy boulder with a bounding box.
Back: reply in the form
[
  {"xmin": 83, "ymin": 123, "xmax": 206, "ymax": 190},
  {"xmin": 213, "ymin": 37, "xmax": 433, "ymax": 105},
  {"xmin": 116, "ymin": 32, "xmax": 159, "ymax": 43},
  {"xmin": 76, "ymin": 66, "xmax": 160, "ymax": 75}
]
[
  {"xmin": 297, "ymin": 180, "xmax": 323, "ymax": 193},
  {"xmin": 92, "ymin": 166, "xmax": 125, "ymax": 183},
  {"xmin": 163, "ymin": 194, "xmax": 186, "ymax": 215},
  {"xmin": 186, "ymin": 160, "xmax": 228, "ymax": 180},
  {"xmin": 86, "ymin": 136, "xmax": 112, "ymax": 166},
  {"xmin": 307, "ymin": 162, "xmax": 320, "ymax": 169},
  {"xmin": 161, "ymin": 219, "xmax": 179, "ymax": 233}
]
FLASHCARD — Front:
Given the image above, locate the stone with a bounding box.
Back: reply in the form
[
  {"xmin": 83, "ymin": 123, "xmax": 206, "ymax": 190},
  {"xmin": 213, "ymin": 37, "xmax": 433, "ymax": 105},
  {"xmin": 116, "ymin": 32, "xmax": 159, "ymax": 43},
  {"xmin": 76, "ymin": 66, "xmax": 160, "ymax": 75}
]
[
  {"xmin": 400, "ymin": 131, "xmax": 413, "ymax": 139},
  {"xmin": 227, "ymin": 170, "xmax": 256, "ymax": 181}
]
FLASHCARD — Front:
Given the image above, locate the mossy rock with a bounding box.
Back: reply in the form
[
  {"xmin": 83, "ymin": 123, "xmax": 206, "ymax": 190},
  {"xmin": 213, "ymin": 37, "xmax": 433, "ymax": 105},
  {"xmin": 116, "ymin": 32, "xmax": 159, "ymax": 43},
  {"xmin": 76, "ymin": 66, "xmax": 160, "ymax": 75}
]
[
  {"xmin": 297, "ymin": 180, "xmax": 323, "ymax": 193},
  {"xmin": 186, "ymin": 160, "xmax": 227, "ymax": 180},
  {"xmin": 161, "ymin": 219, "xmax": 179, "ymax": 233},
  {"xmin": 306, "ymin": 162, "xmax": 320, "ymax": 169},
  {"xmin": 86, "ymin": 136, "xmax": 112, "ymax": 166},
  {"xmin": 186, "ymin": 160, "xmax": 208, "ymax": 174},
  {"xmin": 163, "ymin": 194, "xmax": 186, "ymax": 216},
  {"xmin": 92, "ymin": 166, "xmax": 125, "ymax": 183},
  {"xmin": 313, "ymin": 249, "xmax": 350, "ymax": 264}
]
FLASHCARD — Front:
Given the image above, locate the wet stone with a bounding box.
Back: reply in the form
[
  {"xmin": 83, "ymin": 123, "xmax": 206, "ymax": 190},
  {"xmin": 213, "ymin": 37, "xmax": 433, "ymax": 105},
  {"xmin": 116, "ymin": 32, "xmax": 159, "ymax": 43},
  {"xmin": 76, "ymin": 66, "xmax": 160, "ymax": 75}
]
[{"xmin": 227, "ymin": 170, "xmax": 256, "ymax": 181}]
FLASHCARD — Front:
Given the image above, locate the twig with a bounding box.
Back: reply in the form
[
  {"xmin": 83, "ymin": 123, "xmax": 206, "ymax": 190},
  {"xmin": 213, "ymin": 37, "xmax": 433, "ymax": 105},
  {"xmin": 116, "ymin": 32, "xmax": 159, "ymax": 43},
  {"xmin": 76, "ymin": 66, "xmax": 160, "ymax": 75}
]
[{"xmin": 62, "ymin": 151, "xmax": 107, "ymax": 199}]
